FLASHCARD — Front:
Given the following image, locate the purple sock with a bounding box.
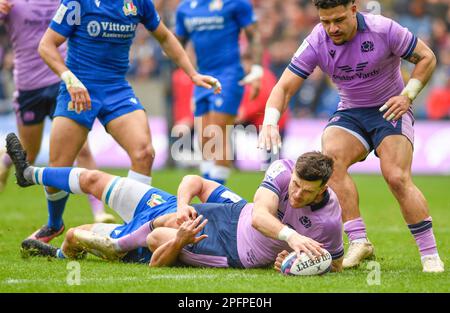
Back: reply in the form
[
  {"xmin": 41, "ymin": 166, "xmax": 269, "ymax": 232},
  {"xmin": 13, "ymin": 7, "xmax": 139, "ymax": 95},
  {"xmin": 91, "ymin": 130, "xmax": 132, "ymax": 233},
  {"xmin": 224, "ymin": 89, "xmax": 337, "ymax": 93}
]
[
  {"xmin": 116, "ymin": 221, "xmax": 153, "ymax": 252},
  {"xmin": 88, "ymin": 194, "xmax": 104, "ymax": 216},
  {"xmin": 344, "ymin": 217, "xmax": 367, "ymax": 242},
  {"xmin": 408, "ymin": 217, "xmax": 438, "ymax": 257},
  {"xmin": 2, "ymin": 153, "xmax": 12, "ymax": 167}
]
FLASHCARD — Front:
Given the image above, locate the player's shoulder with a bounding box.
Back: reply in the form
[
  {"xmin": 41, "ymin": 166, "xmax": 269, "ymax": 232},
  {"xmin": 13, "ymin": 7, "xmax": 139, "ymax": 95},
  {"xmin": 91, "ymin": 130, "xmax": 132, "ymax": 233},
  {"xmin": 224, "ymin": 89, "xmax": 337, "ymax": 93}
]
[
  {"xmin": 265, "ymin": 159, "xmax": 293, "ymax": 181},
  {"xmin": 360, "ymin": 12, "xmax": 395, "ymax": 35}
]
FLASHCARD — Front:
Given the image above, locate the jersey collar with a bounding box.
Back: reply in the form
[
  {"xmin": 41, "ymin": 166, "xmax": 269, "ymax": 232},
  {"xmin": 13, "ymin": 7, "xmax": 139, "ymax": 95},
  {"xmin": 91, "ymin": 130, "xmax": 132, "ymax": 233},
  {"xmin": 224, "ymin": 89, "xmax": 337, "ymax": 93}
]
[
  {"xmin": 310, "ymin": 189, "xmax": 330, "ymax": 212},
  {"xmin": 356, "ymin": 12, "xmax": 367, "ymax": 32}
]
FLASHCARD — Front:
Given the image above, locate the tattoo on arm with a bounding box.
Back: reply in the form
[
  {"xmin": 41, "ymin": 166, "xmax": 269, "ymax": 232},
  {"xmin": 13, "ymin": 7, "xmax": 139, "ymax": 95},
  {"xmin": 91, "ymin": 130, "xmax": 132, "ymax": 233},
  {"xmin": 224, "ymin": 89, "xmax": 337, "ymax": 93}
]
[{"xmin": 407, "ymin": 52, "xmax": 423, "ymax": 64}]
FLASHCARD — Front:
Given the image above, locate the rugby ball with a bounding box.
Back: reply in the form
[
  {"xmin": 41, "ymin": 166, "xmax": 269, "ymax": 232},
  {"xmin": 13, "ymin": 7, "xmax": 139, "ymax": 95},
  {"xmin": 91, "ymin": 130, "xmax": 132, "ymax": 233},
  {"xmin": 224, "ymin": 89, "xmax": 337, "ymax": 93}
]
[{"xmin": 280, "ymin": 250, "xmax": 332, "ymax": 276}]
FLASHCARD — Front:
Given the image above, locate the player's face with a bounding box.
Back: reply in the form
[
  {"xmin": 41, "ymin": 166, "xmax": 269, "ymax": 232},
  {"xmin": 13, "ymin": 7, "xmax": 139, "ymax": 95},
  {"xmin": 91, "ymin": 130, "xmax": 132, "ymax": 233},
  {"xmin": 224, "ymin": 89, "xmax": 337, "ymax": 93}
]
[
  {"xmin": 288, "ymin": 174, "xmax": 325, "ymax": 208},
  {"xmin": 318, "ymin": 4, "xmax": 358, "ymax": 45}
]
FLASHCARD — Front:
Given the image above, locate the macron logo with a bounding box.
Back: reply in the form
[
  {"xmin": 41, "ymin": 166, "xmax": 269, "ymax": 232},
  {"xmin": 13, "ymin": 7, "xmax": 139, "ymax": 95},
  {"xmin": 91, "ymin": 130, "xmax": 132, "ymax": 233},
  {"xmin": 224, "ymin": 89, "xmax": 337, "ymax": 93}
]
[{"xmin": 95, "ymin": 0, "xmax": 101, "ymax": 7}]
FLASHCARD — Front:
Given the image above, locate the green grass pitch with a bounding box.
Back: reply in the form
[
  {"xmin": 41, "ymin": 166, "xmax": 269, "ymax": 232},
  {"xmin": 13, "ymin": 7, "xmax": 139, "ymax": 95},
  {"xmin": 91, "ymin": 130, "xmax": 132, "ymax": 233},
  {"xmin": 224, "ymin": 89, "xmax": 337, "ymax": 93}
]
[{"xmin": 0, "ymin": 169, "xmax": 448, "ymax": 292}]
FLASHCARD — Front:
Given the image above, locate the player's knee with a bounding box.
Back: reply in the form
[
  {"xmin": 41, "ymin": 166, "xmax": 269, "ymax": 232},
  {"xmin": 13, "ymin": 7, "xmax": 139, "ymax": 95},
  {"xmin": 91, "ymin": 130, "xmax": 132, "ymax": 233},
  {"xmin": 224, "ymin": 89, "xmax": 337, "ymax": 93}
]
[
  {"xmin": 384, "ymin": 170, "xmax": 410, "ymax": 193},
  {"xmin": 65, "ymin": 227, "xmax": 77, "ymax": 243},
  {"xmin": 130, "ymin": 143, "xmax": 155, "ymax": 166},
  {"xmin": 79, "ymin": 170, "xmax": 102, "ymax": 190}
]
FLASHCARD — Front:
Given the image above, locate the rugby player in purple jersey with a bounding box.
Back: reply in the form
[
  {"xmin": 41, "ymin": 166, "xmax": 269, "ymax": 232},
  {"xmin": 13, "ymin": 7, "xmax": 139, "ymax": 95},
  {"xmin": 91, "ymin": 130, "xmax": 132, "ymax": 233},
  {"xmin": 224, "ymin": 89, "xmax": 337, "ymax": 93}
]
[
  {"xmin": 258, "ymin": 0, "xmax": 443, "ymax": 272},
  {"xmin": 0, "ymin": 0, "xmax": 115, "ymax": 233}
]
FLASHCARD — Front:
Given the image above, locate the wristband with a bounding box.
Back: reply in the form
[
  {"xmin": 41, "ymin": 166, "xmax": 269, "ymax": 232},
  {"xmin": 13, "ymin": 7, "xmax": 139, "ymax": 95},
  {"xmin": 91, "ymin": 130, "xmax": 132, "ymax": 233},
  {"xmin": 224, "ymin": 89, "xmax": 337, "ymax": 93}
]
[
  {"xmin": 278, "ymin": 225, "xmax": 296, "ymax": 241},
  {"xmin": 263, "ymin": 107, "xmax": 281, "ymax": 126},
  {"xmin": 400, "ymin": 78, "xmax": 423, "ymax": 102},
  {"xmin": 61, "ymin": 70, "xmax": 86, "ymax": 90}
]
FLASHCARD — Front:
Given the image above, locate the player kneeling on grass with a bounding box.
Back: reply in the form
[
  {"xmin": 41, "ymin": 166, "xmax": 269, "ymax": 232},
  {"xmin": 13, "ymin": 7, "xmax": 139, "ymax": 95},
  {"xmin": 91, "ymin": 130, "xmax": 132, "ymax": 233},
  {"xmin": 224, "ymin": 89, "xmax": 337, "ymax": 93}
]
[
  {"xmin": 146, "ymin": 151, "xmax": 343, "ymax": 272},
  {"xmin": 6, "ymin": 133, "xmax": 238, "ymax": 263}
]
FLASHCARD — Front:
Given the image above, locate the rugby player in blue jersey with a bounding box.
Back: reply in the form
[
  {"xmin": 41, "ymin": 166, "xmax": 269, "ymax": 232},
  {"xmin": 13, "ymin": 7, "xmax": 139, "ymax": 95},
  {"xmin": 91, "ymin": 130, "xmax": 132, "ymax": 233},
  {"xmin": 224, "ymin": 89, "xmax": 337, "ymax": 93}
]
[
  {"xmin": 175, "ymin": 0, "xmax": 262, "ymax": 185},
  {"xmin": 34, "ymin": 0, "xmax": 221, "ymax": 242}
]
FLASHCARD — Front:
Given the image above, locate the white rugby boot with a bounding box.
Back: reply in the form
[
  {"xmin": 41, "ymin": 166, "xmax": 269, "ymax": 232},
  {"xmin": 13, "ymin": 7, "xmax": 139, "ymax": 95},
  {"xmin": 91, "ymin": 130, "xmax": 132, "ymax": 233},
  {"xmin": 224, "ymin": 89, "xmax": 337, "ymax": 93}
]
[
  {"xmin": 74, "ymin": 229, "xmax": 126, "ymax": 261},
  {"xmin": 422, "ymin": 255, "xmax": 444, "ymax": 273},
  {"xmin": 94, "ymin": 212, "xmax": 116, "ymax": 224},
  {"xmin": 343, "ymin": 240, "xmax": 375, "ymax": 268},
  {"xmin": 0, "ymin": 148, "xmax": 11, "ymax": 192}
]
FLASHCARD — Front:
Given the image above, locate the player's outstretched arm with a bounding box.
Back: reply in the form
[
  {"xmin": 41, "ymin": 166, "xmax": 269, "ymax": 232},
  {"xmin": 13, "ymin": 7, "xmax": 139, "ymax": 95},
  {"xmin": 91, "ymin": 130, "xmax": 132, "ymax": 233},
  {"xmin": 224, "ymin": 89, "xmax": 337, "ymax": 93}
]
[
  {"xmin": 253, "ymin": 187, "xmax": 324, "ymax": 260},
  {"xmin": 176, "ymin": 175, "xmax": 221, "ymax": 224},
  {"xmin": 148, "ymin": 216, "xmax": 208, "ymax": 267},
  {"xmin": 38, "ymin": 28, "xmax": 91, "ymax": 113},
  {"xmin": 258, "ymin": 69, "xmax": 305, "ymax": 154},
  {"xmin": 151, "ymin": 22, "xmax": 221, "ymax": 94},
  {"xmin": 380, "ymin": 39, "xmax": 437, "ymax": 121}
]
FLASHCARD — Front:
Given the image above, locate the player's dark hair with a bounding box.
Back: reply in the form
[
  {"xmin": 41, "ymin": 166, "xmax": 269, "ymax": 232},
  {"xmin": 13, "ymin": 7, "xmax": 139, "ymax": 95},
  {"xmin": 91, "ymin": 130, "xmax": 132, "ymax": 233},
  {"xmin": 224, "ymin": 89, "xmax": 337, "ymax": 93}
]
[
  {"xmin": 295, "ymin": 151, "xmax": 334, "ymax": 186},
  {"xmin": 313, "ymin": 0, "xmax": 355, "ymax": 9}
]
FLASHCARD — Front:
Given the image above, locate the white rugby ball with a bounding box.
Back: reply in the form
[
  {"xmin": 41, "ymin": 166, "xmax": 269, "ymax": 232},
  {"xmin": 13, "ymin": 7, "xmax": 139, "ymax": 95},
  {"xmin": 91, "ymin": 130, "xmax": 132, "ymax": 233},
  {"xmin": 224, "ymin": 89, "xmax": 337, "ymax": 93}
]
[{"xmin": 280, "ymin": 250, "xmax": 332, "ymax": 276}]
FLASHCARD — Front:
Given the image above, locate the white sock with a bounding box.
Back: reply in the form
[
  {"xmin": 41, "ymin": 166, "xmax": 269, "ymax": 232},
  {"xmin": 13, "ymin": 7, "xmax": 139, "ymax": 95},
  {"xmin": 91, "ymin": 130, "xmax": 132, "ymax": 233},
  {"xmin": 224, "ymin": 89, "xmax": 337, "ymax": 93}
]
[
  {"xmin": 209, "ymin": 165, "xmax": 231, "ymax": 182},
  {"xmin": 68, "ymin": 168, "xmax": 86, "ymax": 194},
  {"xmin": 199, "ymin": 160, "xmax": 214, "ymax": 176},
  {"xmin": 351, "ymin": 238, "xmax": 369, "ymax": 244},
  {"xmin": 127, "ymin": 170, "xmax": 152, "ymax": 185}
]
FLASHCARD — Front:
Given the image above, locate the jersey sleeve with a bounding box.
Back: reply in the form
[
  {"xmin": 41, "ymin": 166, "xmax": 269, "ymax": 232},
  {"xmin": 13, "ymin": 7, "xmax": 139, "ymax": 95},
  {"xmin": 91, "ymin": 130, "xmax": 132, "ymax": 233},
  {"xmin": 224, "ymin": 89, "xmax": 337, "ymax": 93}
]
[
  {"xmin": 259, "ymin": 160, "xmax": 291, "ymax": 198},
  {"xmin": 206, "ymin": 185, "xmax": 244, "ymax": 204},
  {"xmin": 49, "ymin": 0, "xmax": 81, "ymax": 38},
  {"xmin": 175, "ymin": 8, "xmax": 188, "ymax": 38},
  {"xmin": 141, "ymin": 0, "xmax": 161, "ymax": 32},
  {"xmin": 288, "ymin": 34, "xmax": 319, "ymax": 80},
  {"xmin": 233, "ymin": 0, "xmax": 257, "ymax": 29},
  {"xmin": 317, "ymin": 221, "xmax": 344, "ymax": 260},
  {"xmin": 387, "ymin": 19, "xmax": 417, "ymax": 60}
]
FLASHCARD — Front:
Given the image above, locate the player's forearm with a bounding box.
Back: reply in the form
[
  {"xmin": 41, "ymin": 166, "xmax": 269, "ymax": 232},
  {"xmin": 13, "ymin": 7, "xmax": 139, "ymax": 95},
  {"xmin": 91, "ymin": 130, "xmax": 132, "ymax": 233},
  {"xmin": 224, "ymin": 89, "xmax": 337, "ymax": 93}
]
[
  {"xmin": 38, "ymin": 37, "xmax": 68, "ymax": 77},
  {"xmin": 149, "ymin": 239, "xmax": 184, "ymax": 267},
  {"xmin": 251, "ymin": 206, "xmax": 285, "ymax": 240},
  {"xmin": 177, "ymin": 175, "xmax": 202, "ymax": 208},
  {"xmin": 409, "ymin": 49, "xmax": 436, "ymax": 88},
  {"xmin": 245, "ymin": 23, "xmax": 263, "ymax": 66},
  {"xmin": 158, "ymin": 30, "xmax": 197, "ymax": 79}
]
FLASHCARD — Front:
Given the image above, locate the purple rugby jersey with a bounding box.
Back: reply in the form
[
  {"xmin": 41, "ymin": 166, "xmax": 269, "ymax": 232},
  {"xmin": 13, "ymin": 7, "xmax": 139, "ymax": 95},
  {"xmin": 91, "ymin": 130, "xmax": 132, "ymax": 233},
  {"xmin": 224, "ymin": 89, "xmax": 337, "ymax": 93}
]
[
  {"xmin": 236, "ymin": 159, "xmax": 344, "ymax": 268},
  {"xmin": 289, "ymin": 12, "xmax": 417, "ymax": 110},
  {"xmin": 1, "ymin": 0, "xmax": 66, "ymax": 91}
]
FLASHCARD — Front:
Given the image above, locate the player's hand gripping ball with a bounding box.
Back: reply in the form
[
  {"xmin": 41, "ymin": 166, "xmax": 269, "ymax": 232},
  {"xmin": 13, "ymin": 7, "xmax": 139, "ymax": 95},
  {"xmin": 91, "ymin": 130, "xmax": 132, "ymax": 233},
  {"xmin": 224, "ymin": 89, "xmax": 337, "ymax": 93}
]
[{"xmin": 280, "ymin": 250, "xmax": 332, "ymax": 276}]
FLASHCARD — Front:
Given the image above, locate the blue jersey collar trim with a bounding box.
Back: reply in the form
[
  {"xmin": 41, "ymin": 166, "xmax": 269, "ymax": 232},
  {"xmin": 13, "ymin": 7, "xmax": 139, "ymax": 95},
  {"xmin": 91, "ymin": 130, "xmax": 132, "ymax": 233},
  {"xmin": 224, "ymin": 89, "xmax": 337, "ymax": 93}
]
[{"xmin": 356, "ymin": 12, "xmax": 367, "ymax": 31}]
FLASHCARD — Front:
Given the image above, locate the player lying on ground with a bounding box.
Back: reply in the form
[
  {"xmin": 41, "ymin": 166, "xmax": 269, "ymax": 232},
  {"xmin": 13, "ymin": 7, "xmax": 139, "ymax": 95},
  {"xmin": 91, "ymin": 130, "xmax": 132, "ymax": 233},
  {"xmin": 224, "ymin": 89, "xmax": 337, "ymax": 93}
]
[
  {"xmin": 6, "ymin": 132, "xmax": 238, "ymax": 263},
  {"xmin": 146, "ymin": 152, "xmax": 343, "ymax": 272},
  {"xmin": 8, "ymin": 133, "xmax": 342, "ymax": 271},
  {"xmin": 258, "ymin": 0, "xmax": 444, "ymax": 272}
]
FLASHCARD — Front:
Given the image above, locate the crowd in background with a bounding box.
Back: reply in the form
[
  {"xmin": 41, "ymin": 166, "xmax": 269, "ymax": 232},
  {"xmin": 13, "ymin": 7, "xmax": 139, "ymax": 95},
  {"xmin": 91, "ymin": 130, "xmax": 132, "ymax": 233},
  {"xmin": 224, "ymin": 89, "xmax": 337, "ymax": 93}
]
[{"xmin": 0, "ymin": 0, "xmax": 449, "ymax": 119}]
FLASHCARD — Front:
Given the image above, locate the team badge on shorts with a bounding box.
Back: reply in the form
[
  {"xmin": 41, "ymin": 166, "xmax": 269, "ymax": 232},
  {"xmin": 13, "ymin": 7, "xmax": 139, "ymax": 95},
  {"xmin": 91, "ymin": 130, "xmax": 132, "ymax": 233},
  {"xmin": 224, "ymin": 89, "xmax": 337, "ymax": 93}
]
[
  {"xmin": 147, "ymin": 194, "xmax": 166, "ymax": 208},
  {"xmin": 123, "ymin": 0, "xmax": 137, "ymax": 16}
]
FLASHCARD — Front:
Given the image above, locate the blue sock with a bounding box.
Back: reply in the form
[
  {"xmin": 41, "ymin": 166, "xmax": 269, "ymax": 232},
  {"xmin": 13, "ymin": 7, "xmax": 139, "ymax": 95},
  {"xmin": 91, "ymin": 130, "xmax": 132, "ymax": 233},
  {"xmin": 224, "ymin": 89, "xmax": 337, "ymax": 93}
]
[
  {"xmin": 56, "ymin": 248, "xmax": 66, "ymax": 259},
  {"xmin": 202, "ymin": 173, "xmax": 211, "ymax": 180},
  {"xmin": 46, "ymin": 190, "xmax": 69, "ymax": 229},
  {"xmin": 36, "ymin": 167, "xmax": 73, "ymax": 193}
]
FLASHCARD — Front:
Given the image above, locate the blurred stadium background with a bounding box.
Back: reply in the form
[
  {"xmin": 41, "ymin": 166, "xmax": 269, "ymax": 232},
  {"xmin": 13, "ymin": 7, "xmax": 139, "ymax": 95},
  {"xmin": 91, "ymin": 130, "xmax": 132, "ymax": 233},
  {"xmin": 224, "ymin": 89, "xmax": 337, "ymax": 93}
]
[{"xmin": 0, "ymin": 0, "xmax": 449, "ymax": 173}]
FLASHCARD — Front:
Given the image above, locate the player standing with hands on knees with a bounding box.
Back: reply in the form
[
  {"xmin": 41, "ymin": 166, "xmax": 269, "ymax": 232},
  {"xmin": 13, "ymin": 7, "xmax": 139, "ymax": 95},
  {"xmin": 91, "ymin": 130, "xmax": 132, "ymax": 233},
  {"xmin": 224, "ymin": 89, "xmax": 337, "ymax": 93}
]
[
  {"xmin": 33, "ymin": 0, "xmax": 221, "ymax": 242},
  {"xmin": 258, "ymin": 0, "xmax": 443, "ymax": 272},
  {"xmin": 0, "ymin": 0, "xmax": 115, "ymax": 228}
]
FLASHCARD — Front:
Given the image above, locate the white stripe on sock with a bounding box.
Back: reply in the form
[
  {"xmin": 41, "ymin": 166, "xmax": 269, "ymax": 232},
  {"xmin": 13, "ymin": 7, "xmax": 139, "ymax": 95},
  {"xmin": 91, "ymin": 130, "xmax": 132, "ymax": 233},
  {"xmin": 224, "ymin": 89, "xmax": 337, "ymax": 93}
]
[
  {"xmin": 45, "ymin": 189, "xmax": 69, "ymax": 201},
  {"xmin": 68, "ymin": 168, "xmax": 86, "ymax": 194}
]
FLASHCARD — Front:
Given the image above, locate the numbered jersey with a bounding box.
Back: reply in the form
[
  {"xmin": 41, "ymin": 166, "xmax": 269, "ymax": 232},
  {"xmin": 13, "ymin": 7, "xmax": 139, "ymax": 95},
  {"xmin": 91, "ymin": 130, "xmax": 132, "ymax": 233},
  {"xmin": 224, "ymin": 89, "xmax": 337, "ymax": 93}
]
[
  {"xmin": 49, "ymin": 0, "xmax": 160, "ymax": 83},
  {"xmin": 1, "ymin": 0, "xmax": 65, "ymax": 90},
  {"xmin": 289, "ymin": 12, "xmax": 417, "ymax": 109}
]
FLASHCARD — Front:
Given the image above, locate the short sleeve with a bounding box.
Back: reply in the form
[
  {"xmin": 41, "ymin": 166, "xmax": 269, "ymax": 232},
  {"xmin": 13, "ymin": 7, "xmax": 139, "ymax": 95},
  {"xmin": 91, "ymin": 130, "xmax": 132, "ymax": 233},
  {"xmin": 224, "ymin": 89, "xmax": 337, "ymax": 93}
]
[
  {"xmin": 260, "ymin": 160, "xmax": 291, "ymax": 198},
  {"xmin": 288, "ymin": 36, "xmax": 319, "ymax": 79},
  {"xmin": 387, "ymin": 19, "xmax": 417, "ymax": 59},
  {"xmin": 175, "ymin": 8, "xmax": 188, "ymax": 38},
  {"xmin": 141, "ymin": 0, "xmax": 161, "ymax": 32},
  {"xmin": 319, "ymin": 221, "xmax": 344, "ymax": 260},
  {"xmin": 234, "ymin": 0, "xmax": 257, "ymax": 29},
  {"xmin": 206, "ymin": 185, "xmax": 244, "ymax": 204},
  {"xmin": 49, "ymin": 0, "xmax": 81, "ymax": 38}
]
